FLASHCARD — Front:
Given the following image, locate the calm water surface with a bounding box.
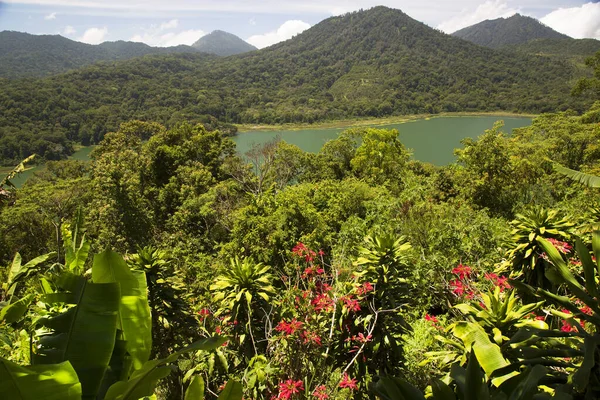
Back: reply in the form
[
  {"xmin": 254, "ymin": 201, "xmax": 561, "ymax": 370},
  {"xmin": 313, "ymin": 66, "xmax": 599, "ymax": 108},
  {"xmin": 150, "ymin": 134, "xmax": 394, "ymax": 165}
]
[
  {"xmin": 8, "ymin": 116, "xmax": 531, "ymax": 187},
  {"xmin": 233, "ymin": 116, "xmax": 532, "ymax": 165}
]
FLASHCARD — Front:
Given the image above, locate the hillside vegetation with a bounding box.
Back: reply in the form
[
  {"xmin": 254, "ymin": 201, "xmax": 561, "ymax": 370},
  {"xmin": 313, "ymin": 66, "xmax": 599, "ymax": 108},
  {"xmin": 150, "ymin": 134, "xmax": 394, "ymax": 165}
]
[{"xmin": 0, "ymin": 7, "xmax": 592, "ymax": 165}]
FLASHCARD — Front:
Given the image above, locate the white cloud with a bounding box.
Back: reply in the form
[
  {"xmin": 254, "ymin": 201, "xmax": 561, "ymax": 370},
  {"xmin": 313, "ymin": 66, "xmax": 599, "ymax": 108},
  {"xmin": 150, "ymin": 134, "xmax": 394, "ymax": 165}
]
[
  {"xmin": 160, "ymin": 19, "xmax": 179, "ymax": 30},
  {"xmin": 437, "ymin": 0, "xmax": 519, "ymax": 33},
  {"xmin": 78, "ymin": 27, "xmax": 108, "ymax": 44},
  {"xmin": 246, "ymin": 20, "xmax": 311, "ymax": 49},
  {"xmin": 44, "ymin": 12, "xmax": 57, "ymax": 20},
  {"xmin": 541, "ymin": 2, "xmax": 600, "ymax": 39},
  {"xmin": 131, "ymin": 29, "xmax": 205, "ymax": 46},
  {"xmin": 249, "ymin": 18, "xmax": 256, "ymax": 26},
  {"xmin": 63, "ymin": 25, "xmax": 76, "ymax": 35},
  {"xmin": 129, "ymin": 19, "xmax": 204, "ymax": 46}
]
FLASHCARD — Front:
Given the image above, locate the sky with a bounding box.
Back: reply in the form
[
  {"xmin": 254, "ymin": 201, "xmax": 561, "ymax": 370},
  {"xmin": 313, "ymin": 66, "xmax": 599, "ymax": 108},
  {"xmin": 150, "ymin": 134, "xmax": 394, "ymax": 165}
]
[{"xmin": 0, "ymin": 0, "xmax": 599, "ymax": 49}]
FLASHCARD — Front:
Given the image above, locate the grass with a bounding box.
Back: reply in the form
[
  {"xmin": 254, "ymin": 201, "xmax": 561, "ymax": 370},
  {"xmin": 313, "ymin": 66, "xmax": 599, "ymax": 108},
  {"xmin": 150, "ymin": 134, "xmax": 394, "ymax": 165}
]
[{"xmin": 235, "ymin": 111, "xmax": 537, "ymax": 132}]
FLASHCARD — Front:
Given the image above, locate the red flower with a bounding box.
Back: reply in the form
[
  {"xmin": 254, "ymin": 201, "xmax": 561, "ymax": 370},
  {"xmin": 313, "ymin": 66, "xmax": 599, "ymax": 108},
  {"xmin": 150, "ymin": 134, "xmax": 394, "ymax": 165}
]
[
  {"xmin": 278, "ymin": 379, "xmax": 304, "ymax": 399},
  {"xmin": 292, "ymin": 242, "xmax": 307, "ymax": 257},
  {"xmin": 339, "ymin": 373, "xmax": 357, "ymax": 390},
  {"xmin": 452, "ymin": 264, "xmax": 472, "ymax": 280},
  {"xmin": 276, "ymin": 319, "xmax": 303, "ymax": 335},
  {"xmin": 424, "ymin": 314, "xmax": 438, "ymax": 324},
  {"xmin": 548, "ymin": 238, "xmax": 572, "ymax": 254},
  {"xmin": 318, "ymin": 249, "xmax": 325, "ymax": 257},
  {"xmin": 357, "ymin": 281, "xmax": 374, "ymax": 295},
  {"xmin": 561, "ymin": 319, "xmax": 577, "ymax": 333},
  {"xmin": 312, "ymin": 293, "xmax": 334, "ymax": 312},
  {"xmin": 198, "ymin": 308, "xmax": 211, "ymax": 316},
  {"xmin": 580, "ymin": 305, "xmax": 593, "ymax": 316},
  {"xmin": 449, "ymin": 279, "xmax": 467, "ymax": 296},
  {"xmin": 301, "ymin": 330, "xmax": 322, "ymax": 346},
  {"xmin": 484, "ymin": 273, "xmax": 511, "ymax": 291},
  {"xmin": 342, "ymin": 296, "xmax": 361, "ymax": 312},
  {"xmin": 312, "ymin": 384, "xmax": 329, "ymax": 399}
]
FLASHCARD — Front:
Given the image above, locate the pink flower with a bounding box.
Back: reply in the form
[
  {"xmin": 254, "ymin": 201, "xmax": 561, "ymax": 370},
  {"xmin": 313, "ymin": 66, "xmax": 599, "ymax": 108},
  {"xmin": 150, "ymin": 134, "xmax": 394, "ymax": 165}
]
[
  {"xmin": 339, "ymin": 373, "xmax": 357, "ymax": 390},
  {"xmin": 277, "ymin": 379, "xmax": 304, "ymax": 399},
  {"xmin": 548, "ymin": 238, "xmax": 572, "ymax": 254}
]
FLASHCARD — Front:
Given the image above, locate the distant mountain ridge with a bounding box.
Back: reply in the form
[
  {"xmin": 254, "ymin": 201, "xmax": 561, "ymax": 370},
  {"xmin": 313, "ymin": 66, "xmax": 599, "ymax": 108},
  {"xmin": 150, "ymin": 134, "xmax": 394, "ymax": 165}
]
[
  {"xmin": 452, "ymin": 14, "xmax": 569, "ymax": 49},
  {"xmin": 0, "ymin": 31, "xmax": 202, "ymax": 78},
  {"xmin": 192, "ymin": 30, "xmax": 257, "ymax": 56}
]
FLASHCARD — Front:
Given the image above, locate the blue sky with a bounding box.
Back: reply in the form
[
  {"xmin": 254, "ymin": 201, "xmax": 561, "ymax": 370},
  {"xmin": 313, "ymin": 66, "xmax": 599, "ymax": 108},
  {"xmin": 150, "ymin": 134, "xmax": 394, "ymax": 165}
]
[{"xmin": 1, "ymin": 1, "xmax": 599, "ymax": 48}]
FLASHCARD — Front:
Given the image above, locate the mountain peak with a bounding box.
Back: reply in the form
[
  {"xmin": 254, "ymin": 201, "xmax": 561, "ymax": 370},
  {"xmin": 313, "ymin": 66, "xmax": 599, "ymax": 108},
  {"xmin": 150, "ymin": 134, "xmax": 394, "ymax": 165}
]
[
  {"xmin": 452, "ymin": 14, "xmax": 570, "ymax": 49},
  {"xmin": 191, "ymin": 30, "xmax": 256, "ymax": 56}
]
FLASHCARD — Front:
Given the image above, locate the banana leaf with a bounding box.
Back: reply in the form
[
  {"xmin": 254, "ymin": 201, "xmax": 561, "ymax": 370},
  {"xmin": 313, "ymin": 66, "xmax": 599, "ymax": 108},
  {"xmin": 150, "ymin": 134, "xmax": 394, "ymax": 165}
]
[
  {"xmin": 33, "ymin": 273, "xmax": 120, "ymax": 400},
  {"xmin": 0, "ymin": 357, "xmax": 81, "ymax": 400},
  {"xmin": 92, "ymin": 250, "xmax": 152, "ymax": 372},
  {"xmin": 104, "ymin": 336, "xmax": 227, "ymax": 400},
  {"xmin": 552, "ymin": 162, "xmax": 600, "ymax": 188},
  {"xmin": 0, "ymin": 294, "xmax": 33, "ymax": 323}
]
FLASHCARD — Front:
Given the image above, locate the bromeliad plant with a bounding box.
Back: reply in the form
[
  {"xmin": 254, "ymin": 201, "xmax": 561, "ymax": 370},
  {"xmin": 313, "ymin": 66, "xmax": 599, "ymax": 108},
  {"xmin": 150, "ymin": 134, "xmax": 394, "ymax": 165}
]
[
  {"xmin": 353, "ymin": 234, "xmax": 413, "ymax": 375},
  {"xmin": 211, "ymin": 257, "xmax": 276, "ymax": 357},
  {"xmin": 500, "ymin": 206, "xmax": 573, "ymax": 290},
  {"xmin": 509, "ymin": 232, "xmax": 600, "ymax": 398}
]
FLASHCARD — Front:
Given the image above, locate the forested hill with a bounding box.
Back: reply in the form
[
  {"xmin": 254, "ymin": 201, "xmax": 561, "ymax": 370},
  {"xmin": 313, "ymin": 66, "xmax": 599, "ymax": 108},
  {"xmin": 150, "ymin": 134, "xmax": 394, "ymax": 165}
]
[
  {"xmin": 452, "ymin": 14, "xmax": 569, "ymax": 49},
  {"xmin": 502, "ymin": 38, "xmax": 600, "ymax": 57},
  {"xmin": 0, "ymin": 31, "xmax": 202, "ymax": 78},
  {"xmin": 192, "ymin": 30, "xmax": 257, "ymax": 56},
  {"xmin": 0, "ymin": 6, "xmax": 593, "ymax": 165}
]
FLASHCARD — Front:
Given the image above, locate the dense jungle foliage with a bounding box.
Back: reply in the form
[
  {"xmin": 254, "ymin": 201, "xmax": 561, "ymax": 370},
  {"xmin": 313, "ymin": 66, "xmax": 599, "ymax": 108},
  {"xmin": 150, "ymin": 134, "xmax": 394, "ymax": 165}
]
[
  {"xmin": 3, "ymin": 6, "xmax": 600, "ymax": 399},
  {"xmin": 2, "ymin": 79, "xmax": 600, "ymax": 398},
  {"xmin": 0, "ymin": 6, "xmax": 596, "ymax": 165}
]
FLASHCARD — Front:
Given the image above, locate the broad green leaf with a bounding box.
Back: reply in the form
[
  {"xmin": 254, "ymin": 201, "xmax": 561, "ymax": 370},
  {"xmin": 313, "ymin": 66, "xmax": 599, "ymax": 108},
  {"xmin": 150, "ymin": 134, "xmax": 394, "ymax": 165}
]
[
  {"xmin": 217, "ymin": 379, "xmax": 243, "ymax": 400},
  {"xmin": 0, "ymin": 357, "xmax": 81, "ymax": 400},
  {"xmin": 431, "ymin": 379, "xmax": 456, "ymax": 400},
  {"xmin": 571, "ymin": 336, "xmax": 600, "ymax": 391},
  {"xmin": 0, "ymin": 294, "xmax": 33, "ymax": 323},
  {"xmin": 92, "ymin": 250, "xmax": 152, "ymax": 371},
  {"xmin": 184, "ymin": 375, "xmax": 205, "ymax": 400},
  {"xmin": 105, "ymin": 336, "xmax": 226, "ymax": 400},
  {"xmin": 33, "ymin": 273, "xmax": 120, "ymax": 400}
]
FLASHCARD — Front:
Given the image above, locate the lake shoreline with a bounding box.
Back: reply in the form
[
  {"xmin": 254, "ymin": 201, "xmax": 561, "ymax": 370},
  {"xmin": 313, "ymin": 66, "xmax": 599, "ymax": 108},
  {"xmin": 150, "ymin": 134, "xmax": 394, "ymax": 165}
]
[{"xmin": 235, "ymin": 111, "xmax": 538, "ymax": 133}]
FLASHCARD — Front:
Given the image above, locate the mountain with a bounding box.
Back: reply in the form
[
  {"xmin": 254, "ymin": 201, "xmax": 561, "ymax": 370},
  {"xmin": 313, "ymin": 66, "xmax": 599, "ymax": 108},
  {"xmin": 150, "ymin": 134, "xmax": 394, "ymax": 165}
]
[
  {"xmin": 502, "ymin": 38, "xmax": 600, "ymax": 57},
  {"xmin": 452, "ymin": 14, "xmax": 569, "ymax": 49},
  {"xmin": 0, "ymin": 31, "xmax": 201, "ymax": 78},
  {"xmin": 192, "ymin": 30, "xmax": 257, "ymax": 56},
  {"xmin": 0, "ymin": 6, "xmax": 592, "ymax": 165}
]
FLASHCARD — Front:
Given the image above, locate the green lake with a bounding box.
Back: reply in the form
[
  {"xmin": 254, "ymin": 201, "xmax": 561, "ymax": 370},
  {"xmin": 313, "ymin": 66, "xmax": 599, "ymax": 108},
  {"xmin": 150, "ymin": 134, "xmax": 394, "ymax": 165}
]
[
  {"xmin": 233, "ymin": 115, "xmax": 532, "ymax": 166},
  {"xmin": 7, "ymin": 115, "xmax": 532, "ymax": 187}
]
